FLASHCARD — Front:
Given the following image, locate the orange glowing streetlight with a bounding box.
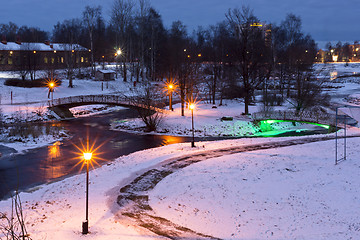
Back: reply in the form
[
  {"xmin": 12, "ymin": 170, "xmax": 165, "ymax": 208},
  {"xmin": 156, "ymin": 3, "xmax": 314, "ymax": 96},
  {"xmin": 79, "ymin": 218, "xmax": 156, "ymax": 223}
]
[
  {"xmin": 71, "ymin": 135, "xmax": 106, "ymax": 235},
  {"xmin": 46, "ymin": 79, "xmax": 58, "ymax": 106},
  {"xmin": 165, "ymin": 80, "xmax": 177, "ymax": 111},
  {"xmin": 82, "ymin": 150, "xmax": 92, "ymax": 234},
  {"xmin": 189, "ymin": 103, "xmax": 196, "ymax": 147},
  {"xmin": 168, "ymin": 83, "xmax": 174, "ymax": 111}
]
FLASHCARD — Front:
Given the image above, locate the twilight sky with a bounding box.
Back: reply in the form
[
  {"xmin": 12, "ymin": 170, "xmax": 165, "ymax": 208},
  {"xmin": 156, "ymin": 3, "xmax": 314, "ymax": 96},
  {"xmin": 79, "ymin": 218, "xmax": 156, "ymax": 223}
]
[{"xmin": 0, "ymin": 0, "xmax": 358, "ymax": 43}]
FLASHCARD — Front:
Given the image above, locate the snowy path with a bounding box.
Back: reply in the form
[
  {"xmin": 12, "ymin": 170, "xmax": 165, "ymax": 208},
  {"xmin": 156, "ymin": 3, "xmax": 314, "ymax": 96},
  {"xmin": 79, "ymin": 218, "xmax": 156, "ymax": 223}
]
[{"xmin": 116, "ymin": 134, "xmax": 357, "ymax": 239}]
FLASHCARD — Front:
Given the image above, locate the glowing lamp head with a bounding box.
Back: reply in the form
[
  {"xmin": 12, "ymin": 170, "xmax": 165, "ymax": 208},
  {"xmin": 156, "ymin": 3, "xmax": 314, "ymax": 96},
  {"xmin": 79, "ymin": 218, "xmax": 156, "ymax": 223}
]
[
  {"xmin": 83, "ymin": 152, "xmax": 92, "ymax": 161},
  {"xmin": 49, "ymin": 82, "xmax": 55, "ymax": 88},
  {"xmin": 189, "ymin": 103, "xmax": 195, "ymax": 110},
  {"xmin": 117, "ymin": 49, "xmax": 122, "ymax": 55},
  {"xmin": 168, "ymin": 84, "xmax": 173, "ymax": 90}
]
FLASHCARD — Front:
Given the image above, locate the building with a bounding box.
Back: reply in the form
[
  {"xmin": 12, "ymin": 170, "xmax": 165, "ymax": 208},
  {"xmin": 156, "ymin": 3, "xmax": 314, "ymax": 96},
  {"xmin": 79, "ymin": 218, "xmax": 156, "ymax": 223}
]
[
  {"xmin": 316, "ymin": 42, "xmax": 360, "ymax": 63},
  {"xmin": 0, "ymin": 40, "xmax": 91, "ymax": 71},
  {"xmin": 95, "ymin": 69, "xmax": 115, "ymax": 81},
  {"xmin": 250, "ymin": 22, "xmax": 272, "ymax": 47}
]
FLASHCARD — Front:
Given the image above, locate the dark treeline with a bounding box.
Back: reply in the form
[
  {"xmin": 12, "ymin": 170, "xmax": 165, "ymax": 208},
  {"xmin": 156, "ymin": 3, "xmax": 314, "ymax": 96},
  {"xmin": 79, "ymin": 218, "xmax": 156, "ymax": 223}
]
[{"xmin": 1, "ymin": 1, "xmax": 324, "ymax": 115}]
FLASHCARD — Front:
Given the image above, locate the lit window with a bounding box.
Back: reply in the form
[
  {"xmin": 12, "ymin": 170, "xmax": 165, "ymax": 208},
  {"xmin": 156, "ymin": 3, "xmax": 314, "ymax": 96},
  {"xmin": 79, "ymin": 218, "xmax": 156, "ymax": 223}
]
[
  {"xmin": 61, "ymin": 57, "xmax": 64, "ymax": 63},
  {"xmin": 81, "ymin": 57, "xmax": 84, "ymax": 63}
]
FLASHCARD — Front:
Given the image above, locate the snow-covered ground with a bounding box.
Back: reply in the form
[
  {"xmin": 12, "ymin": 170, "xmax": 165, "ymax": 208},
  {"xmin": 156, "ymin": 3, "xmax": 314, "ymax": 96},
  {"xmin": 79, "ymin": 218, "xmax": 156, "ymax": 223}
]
[
  {"xmin": 112, "ymin": 100, "xmax": 330, "ymax": 137},
  {"xmin": 149, "ymin": 134, "xmax": 360, "ymax": 239},
  {"xmin": 1, "ymin": 64, "xmax": 360, "ymax": 239},
  {"xmin": 1, "ymin": 130, "xmax": 360, "ymax": 239}
]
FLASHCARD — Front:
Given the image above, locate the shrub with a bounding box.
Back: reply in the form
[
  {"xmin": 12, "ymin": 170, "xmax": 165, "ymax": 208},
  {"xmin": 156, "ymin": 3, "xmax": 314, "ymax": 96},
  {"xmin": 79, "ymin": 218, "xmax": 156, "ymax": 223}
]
[{"xmin": 4, "ymin": 78, "xmax": 62, "ymax": 88}]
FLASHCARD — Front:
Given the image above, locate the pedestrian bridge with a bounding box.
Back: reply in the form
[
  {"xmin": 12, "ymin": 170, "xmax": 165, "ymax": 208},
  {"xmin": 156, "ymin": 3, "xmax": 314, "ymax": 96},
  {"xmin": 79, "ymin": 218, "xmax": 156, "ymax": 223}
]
[{"xmin": 48, "ymin": 94, "xmax": 163, "ymax": 119}]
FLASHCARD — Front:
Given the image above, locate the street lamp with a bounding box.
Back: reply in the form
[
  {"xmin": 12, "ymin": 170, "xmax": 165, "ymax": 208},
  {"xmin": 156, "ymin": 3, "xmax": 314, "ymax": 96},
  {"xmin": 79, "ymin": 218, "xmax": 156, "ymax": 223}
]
[
  {"xmin": 47, "ymin": 81, "xmax": 57, "ymax": 106},
  {"xmin": 168, "ymin": 84, "xmax": 174, "ymax": 111},
  {"xmin": 116, "ymin": 48, "xmax": 122, "ymax": 56},
  {"xmin": 115, "ymin": 48, "xmax": 123, "ymax": 77},
  {"xmin": 165, "ymin": 80, "xmax": 177, "ymax": 111},
  {"xmin": 71, "ymin": 135, "xmax": 106, "ymax": 235},
  {"xmin": 189, "ymin": 103, "xmax": 196, "ymax": 147},
  {"xmin": 82, "ymin": 151, "xmax": 92, "ymax": 234}
]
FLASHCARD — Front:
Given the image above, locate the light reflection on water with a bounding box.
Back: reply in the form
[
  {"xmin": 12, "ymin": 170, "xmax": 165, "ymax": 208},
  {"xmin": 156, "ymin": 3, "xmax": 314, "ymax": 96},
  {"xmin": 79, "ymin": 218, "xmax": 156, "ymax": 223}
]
[
  {"xmin": 159, "ymin": 135, "xmax": 186, "ymax": 146},
  {"xmin": 45, "ymin": 141, "xmax": 66, "ymax": 180}
]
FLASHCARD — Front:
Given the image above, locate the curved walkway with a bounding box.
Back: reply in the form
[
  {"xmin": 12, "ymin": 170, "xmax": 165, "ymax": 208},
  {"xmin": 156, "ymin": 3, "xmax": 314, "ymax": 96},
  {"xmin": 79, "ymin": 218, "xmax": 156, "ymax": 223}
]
[{"xmin": 116, "ymin": 134, "xmax": 360, "ymax": 239}]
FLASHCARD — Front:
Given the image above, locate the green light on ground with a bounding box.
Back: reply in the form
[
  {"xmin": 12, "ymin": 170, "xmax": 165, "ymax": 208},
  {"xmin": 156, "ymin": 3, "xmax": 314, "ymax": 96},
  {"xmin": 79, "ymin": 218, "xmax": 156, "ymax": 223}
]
[
  {"xmin": 261, "ymin": 119, "xmax": 331, "ymax": 130},
  {"xmin": 263, "ymin": 119, "xmax": 283, "ymax": 124},
  {"xmin": 312, "ymin": 123, "xmax": 330, "ymax": 129},
  {"xmin": 264, "ymin": 120, "xmax": 275, "ymax": 124}
]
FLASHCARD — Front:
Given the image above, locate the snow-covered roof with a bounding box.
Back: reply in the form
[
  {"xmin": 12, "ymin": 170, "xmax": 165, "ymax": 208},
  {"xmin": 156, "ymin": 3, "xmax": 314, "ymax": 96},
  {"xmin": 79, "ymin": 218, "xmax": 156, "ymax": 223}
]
[
  {"xmin": 0, "ymin": 42, "xmax": 89, "ymax": 51},
  {"xmin": 97, "ymin": 69, "xmax": 115, "ymax": 74}
]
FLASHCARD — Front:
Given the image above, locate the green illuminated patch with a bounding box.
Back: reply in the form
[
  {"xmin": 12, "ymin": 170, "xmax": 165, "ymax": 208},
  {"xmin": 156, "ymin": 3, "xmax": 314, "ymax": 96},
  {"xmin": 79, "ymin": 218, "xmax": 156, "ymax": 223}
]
[{"xmin": 259, "ymin": 119, "xmax": 331, "ymax": 130}]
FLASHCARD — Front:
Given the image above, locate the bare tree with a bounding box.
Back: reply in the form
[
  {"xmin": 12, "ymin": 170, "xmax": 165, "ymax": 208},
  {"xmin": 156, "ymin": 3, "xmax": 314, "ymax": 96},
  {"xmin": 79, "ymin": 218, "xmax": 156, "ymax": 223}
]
[
  {"xmin": 83, "ymin": 5, "xmax": 102, "ymax": 77},
  {"xmin": 226, "ymin": 6, "xmax": 270, "ymax": 115},
  {"xmin": 53, "ymin": 19, "xmax": 82, "ymax": 87},
  {"xmin": 137, "ymin": 0, "xmax": 150, "ymax": 81},
  {"xmin": 130, "ymin": 83, "xmax": 164, "ymax": 131},
  {"xmin": 20, "ymin": 43, "xmax": 40, "ymax": 81},
  {"xmin": 272, "ymin": 13, "xmax": 321, "ymax": 113},
  {"xmin": 111, "ymin": 0, "xmax": 135, "ymax": 82},
  {"xmin": 0, "ymin": 191, "xmax": 32, "ymax": 240}
]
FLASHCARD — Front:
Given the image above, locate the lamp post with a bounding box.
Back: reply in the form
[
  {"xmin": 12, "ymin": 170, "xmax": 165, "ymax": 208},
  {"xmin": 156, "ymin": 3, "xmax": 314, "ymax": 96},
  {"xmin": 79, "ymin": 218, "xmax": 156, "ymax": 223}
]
[
  {"xmin": 47, "ymin": 82, "xmax": 55, "ymax": 106},
  {"xmin": 115, "ymin": 48, "xmax": 122, "ymax": 77},
  {"xmin": 82, "ymin": 152, "xmax": 92, "ymax": 234},
  {"xmin": 189, "ymin": 103, "xmax": 195, "ymax": 147},
  {"xmin": 168, "ymin": 84, "xmax": 174, "ymax": 111}
]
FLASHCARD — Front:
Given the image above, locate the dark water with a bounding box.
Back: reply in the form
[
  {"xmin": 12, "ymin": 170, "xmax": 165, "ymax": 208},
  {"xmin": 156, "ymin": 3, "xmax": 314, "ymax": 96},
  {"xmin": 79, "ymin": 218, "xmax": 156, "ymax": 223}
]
[{"xmin": 0, "ymin": 108, "xmax": 196, "ymax": 200}]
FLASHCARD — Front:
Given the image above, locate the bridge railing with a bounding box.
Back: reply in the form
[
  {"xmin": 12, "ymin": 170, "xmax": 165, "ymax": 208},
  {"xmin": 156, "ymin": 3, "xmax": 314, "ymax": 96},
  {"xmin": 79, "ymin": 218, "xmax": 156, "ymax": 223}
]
[
  {"xmin": 48, "ymin": 94, "xmax": 130, "ymax": 107},
  {"xmin": 48, "ymin": 94, "xmax": 164, "ymax": 113},
  {"xmin": 252, "ymin": 110, "xmax": 336, "ymax": 125}
]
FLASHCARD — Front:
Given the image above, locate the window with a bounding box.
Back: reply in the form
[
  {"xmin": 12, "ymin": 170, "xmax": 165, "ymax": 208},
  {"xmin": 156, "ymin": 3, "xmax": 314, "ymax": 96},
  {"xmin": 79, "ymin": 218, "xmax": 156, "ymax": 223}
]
[
  {"xmin": 61, "ymin": 57, "xmax": 64, "ymax": 63},
  {"xmin": 44, "ymin": 57, "xmax": 48, "ymax": 64},
  {"xmin": 8, "ymin": 57, "xmax": 13, "ymax": 65},
  {"xmin": 81, "ymin": 57, "xmax": 84, "ymax": 63}
]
